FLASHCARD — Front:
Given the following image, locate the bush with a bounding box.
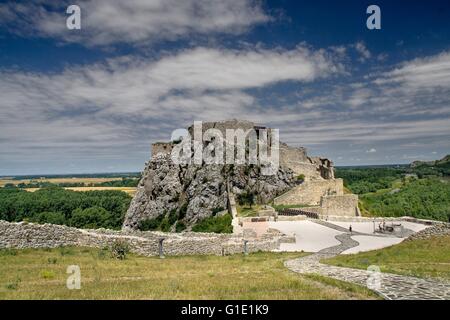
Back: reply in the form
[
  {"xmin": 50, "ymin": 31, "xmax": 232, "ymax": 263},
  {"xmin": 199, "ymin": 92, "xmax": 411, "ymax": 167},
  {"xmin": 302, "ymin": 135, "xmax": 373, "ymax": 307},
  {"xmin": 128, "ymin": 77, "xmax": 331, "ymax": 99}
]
[
  {"xmin": 175, "ymin": 221, "xmax": 187, "ymax": 232},
  {"xmin": 110, "ymin": 240, "xmax": 130, "ymax": 260},
  {"xmin": 5, "ymin": 278, "xmax": 21, "ymax": 290},
  {"xmin": 179, "ymin": 203, "xmax": 188, "ymax": 220},
  {"xmin": 159, "ymin": 217, "xmax": 172, "ymax": 232},
  {"xmin": 0, "ymin": 248, "xmax": 18, "ymax": 256},
  {"xmin": 138, "ymin": 215, "xmax": 164, "ymax": 231},
  {"xmin": 192, "ymin": 214, "xmax": 232, "ymax": 233},
  {"xmin": 212, "ymin": 207, "xmax": 225, "ymax": 216},
  {"xmin": 296, "ymin": 174, "xmax": 305, "ymax": 182},
  {"xmin": 138, "ymin": 209, "xmax": 180, "ymax": 232},
  {"xmin": 237, "ymin": 191, "xmax": 255, "ymax": 208},
  {"xmin": 47, "ymin": 257, "xmax": 58, "ymax": 264}
]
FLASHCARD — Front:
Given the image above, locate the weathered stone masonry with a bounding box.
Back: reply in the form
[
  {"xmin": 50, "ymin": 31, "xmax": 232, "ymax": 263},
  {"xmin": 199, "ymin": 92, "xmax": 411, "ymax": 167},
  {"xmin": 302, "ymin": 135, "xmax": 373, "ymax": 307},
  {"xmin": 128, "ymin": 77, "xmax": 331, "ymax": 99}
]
[
  {"xmin": 274, "ymin": 178, "xmax": 360, "ymax": 216},
  {"xmin": 0, "ymin": 220, "xmax": 292, "ymax": 256}
]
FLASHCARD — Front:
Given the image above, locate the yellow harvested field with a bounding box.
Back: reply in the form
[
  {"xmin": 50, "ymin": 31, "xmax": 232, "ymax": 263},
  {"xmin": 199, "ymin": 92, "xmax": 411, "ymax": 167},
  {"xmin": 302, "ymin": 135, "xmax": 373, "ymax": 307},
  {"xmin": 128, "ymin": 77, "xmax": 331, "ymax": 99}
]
[
  {"xmin": 24, "ymin": 187, "xmax": 137, "ymax": 195},
  {"xmin": 0, "ymin": 177, "xmax": 124, "ymax": 187}
]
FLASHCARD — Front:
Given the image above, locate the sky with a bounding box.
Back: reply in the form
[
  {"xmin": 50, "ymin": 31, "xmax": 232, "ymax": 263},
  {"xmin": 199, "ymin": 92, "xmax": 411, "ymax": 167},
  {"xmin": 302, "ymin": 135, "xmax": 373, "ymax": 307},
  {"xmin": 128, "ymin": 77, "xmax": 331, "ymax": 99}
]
[{"xmin": 0, "ymin": 0, "xmax": 449, "ymax": 175}]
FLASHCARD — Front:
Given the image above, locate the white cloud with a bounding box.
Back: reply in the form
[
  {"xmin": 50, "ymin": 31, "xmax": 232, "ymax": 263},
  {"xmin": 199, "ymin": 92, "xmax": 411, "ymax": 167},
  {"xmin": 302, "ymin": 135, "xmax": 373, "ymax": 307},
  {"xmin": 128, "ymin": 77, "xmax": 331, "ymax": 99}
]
[
  {"xmin": 353, "ymin": 41, "xmax": 371, "ymax": 62},
  {"xmin": 366, "ymin": 148, "xmax": 377, "ymax": 153},
  {"xmin": 0, "ymin": 0, "xmax": 271, "ymax": 46},
  {"xmin": 374, "ymin": 51, "xmax": 450, "ymax": 89},
  {"xmin": 0, "ymin": 45, "xmax": 341, "ymax": 167},
  {"xmin": 347, "ymin": 88, "xmax": 373, "ymax": 108},
  {"xmin": 0, "ymin": 46, "xmax": 339, "ymax": 118}
]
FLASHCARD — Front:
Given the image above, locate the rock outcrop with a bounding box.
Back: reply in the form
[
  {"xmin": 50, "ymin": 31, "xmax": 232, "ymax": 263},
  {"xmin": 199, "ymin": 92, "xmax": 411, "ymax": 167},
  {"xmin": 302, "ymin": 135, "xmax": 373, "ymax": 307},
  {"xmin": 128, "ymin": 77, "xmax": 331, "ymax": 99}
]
[{"xmin": 123, "ymin": 119, "xmax": 336, "ymax": 231}]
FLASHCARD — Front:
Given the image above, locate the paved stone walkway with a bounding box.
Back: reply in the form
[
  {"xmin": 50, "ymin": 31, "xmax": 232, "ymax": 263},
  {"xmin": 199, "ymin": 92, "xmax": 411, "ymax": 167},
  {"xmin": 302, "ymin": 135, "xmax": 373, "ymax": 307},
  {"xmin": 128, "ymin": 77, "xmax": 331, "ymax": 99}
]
[{"xmin": 285, "ymin": 232, "xmax": 450, "ymax": 300}]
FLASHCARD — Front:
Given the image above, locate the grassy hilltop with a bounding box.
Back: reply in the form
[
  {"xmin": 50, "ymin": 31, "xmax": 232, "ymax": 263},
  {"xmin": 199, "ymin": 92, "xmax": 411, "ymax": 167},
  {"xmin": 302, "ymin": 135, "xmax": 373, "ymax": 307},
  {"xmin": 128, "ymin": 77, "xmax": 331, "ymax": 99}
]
[{"xmin": 0, "ymin": 248, "xmax": 377, "ymax": 300}]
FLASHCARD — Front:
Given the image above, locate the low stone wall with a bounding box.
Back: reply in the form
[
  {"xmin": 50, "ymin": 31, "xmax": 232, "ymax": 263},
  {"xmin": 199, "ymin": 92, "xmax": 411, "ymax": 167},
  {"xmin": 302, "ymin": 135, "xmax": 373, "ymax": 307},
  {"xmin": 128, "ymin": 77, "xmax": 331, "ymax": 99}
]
[
  {"xmin": 405, "ymin": 223, "xmax": 450, "ymax": 241},
  {"xmin": 321, "ymin": 215, "xmax": 446, "ymax": 225},
  {"xmin": 0, "ymin": 220, "xmax": 284, "ymax": 256}
]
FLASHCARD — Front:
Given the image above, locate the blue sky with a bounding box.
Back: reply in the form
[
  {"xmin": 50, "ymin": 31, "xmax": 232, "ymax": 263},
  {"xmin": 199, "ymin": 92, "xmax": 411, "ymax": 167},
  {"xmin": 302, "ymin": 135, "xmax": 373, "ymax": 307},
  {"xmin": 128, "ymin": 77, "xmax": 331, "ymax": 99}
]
[{"xmin": 0, "ymin": 0, "xmax": 449, "ymax": 175}]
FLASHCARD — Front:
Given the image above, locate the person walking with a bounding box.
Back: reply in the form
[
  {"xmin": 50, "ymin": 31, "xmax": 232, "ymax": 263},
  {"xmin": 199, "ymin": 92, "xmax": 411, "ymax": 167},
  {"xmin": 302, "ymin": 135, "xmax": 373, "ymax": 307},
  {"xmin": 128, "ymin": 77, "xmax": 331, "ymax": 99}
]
[{"xmin": 349, "ymin": 225, "xmax": 353, "ymax": 234}]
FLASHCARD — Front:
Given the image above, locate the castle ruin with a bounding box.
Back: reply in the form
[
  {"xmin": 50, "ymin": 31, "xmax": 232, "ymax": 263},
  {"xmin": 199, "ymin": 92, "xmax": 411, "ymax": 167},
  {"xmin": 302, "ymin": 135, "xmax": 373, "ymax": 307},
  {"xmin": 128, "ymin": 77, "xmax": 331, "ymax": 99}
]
[{"xmin": 124, "ymin": 119, "xmax": 359, "ymax": 231}]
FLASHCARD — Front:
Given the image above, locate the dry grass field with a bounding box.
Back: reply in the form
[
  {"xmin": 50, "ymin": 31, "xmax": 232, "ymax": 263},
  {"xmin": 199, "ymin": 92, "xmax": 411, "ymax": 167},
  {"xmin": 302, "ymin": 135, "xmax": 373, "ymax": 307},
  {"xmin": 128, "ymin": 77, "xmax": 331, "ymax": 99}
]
[
  {"xmin": 0, "ymin": 177, "xmax": 124, "ymax": 187},
  {"xmin": 0, "ymin": 248, "xmax": 379, "ymax": 300},
  {"xmin": 24, "ymin": 187, "xmax": 137, "ymax": 196}
]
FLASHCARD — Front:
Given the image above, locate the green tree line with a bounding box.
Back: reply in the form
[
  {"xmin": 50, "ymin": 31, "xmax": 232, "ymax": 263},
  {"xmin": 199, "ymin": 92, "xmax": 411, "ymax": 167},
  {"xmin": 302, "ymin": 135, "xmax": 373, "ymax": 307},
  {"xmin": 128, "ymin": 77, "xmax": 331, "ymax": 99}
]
[
  {"xmin": 3, "ymin": 178, "xmax": 139, "ymax": 189},
  {"xmin": 0, "ymin": 187, "xmax": 131, "ymax": 229}
]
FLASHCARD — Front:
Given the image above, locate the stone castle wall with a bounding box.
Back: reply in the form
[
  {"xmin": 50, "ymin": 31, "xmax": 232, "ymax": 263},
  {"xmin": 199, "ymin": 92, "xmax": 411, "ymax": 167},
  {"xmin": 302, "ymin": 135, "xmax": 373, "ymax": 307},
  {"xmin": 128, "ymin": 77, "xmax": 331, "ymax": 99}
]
[
  {"xmin": 151, "ymin": 142, "xmax": 173, "ymax": 157},
  {"xmin": 274, "ymin": 179, "xmax": 344, "ymax": 206},
  {"xmin": 0, "ymin": 220, "xmax": 283, "ymax": 256},
  {"xmin": 319, "ymin": 194, "xmax": 360, "ymax": 217}
]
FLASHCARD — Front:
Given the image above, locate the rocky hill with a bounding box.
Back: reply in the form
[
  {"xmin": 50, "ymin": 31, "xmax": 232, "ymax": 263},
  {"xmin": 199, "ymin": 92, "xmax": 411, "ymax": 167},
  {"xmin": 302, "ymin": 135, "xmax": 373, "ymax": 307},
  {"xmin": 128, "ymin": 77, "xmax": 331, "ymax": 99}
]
[{"xmin": 122, "ymin": 120, "xmax": 335, "ymax": 231}]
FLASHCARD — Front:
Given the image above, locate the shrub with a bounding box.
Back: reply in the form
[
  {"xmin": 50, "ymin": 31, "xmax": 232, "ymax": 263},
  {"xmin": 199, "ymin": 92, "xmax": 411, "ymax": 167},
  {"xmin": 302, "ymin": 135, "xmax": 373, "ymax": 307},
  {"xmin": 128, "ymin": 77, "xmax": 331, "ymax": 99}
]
[
  {"xmin": 167, "ymin": 209, "xmax": 179, "ymax": 225},
  {"xmin": 110, "ymin": 240, "xmax": 130, "ymax": 260},
  {"xmin": 175, "ymin": 221, "xmax": 187, "ymax": 232},
  {"xmin": 47, "ymin": 257, "xmax": 58, "ymax": 264},
  {"xmin": 0, "ymin": 248, "xmax": 18, "ymax": 256},
  {"xmin": 5, "ymin": 278, "xmax": 21, "ymax": 290},
  {"xmin": 212, "ymin": 207, "xmax": 225, "ymax": 216},
  {"xmin": 139, "ymin": 209, "xmax": 179, "ymax": 232},
  {"xmin": 138, "ymin": 215, "xmax": 164, "ymax": 231},
  {"xmin": 237, "ymin": 192, "xmax": 255, "ymax": 208},
  {"xmin": 296, "ymin": 174, "xmax": 305, "ymax": 183},
  {"xmin": 179, "ymin": 203, "xmax": 188, "ymax": 220},
  {"xmin": 192, "ymin": 213, "xmax": 232, "ymax": 233},
  {"xmin": 159, "ymin": 217, "xmax": 172, "ymax": 232}
]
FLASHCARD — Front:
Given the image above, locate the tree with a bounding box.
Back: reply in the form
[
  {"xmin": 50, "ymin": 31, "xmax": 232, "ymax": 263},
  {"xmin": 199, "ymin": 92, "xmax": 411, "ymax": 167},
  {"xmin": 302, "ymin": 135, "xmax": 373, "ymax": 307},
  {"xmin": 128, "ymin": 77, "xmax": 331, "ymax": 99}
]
[
  {"xmin": 70, "ymin": 207, "xmax": 113, "ymax": 229},
  {"xmin": 31, "ymin": 212, "xmax": 65, "ymax": 225}
]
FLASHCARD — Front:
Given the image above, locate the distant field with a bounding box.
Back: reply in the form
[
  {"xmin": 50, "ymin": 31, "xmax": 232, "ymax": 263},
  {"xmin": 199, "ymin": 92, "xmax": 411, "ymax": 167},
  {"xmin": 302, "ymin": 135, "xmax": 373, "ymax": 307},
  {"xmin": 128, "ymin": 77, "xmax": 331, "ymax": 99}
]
[
  {"xmin": 24, "ymin": 187, "xmax": 137, "ymax": 196},
  {"xmin": 0, "ymin": 177, "xmax": 124, "ymax": 187},
  {"xmin": 0, "ymin": 248, "xmax": 378, "ymax": 300}
]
